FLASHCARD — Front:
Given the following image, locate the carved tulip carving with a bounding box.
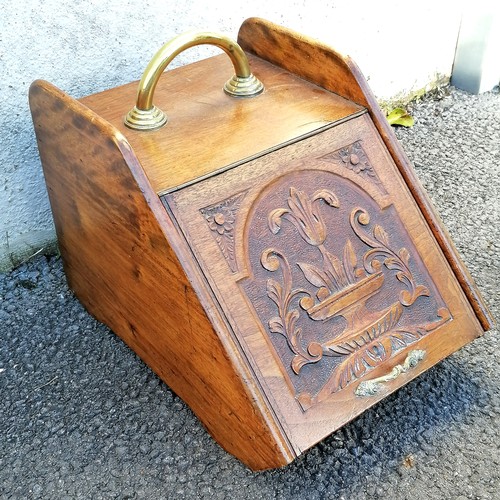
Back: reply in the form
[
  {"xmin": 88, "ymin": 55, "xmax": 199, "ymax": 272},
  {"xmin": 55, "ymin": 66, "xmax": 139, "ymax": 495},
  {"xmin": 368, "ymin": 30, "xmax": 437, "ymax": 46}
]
[{"xmin": 268, "ymin": 187, "xmax": 339, "ymax": 246}]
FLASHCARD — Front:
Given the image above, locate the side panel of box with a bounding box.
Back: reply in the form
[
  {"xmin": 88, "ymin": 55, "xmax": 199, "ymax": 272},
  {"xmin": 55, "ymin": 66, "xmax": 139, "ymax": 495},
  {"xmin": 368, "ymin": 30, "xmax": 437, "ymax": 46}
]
[{"xmin": 29, "ymin": 80, "xmax": 295, "ymax": 470}]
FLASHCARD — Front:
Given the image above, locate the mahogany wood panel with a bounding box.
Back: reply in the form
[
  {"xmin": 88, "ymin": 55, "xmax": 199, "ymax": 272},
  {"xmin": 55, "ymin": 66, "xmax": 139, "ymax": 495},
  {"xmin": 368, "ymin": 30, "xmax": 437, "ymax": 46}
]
[
  {"xmin": 166, "ymin": 114, "xmax": 483, "ymax": 452},
  {"xmin": 237, "ymin": 17, "xmax": 494, "ymax": 332},
  {"xmin": 79, "ymin": 54, "xmax": 363, "ymax": 195},
  {"xmin": 29, "ymin": 80, "xmax": 295, "ymax": 470}
]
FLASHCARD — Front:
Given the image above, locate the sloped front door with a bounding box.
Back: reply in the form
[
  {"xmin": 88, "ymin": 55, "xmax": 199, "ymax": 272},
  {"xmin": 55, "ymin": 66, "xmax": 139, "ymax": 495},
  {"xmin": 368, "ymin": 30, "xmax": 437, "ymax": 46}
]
[{"xmin": 164, "ymin": 114, "xmax": 482, "ymax": 453}]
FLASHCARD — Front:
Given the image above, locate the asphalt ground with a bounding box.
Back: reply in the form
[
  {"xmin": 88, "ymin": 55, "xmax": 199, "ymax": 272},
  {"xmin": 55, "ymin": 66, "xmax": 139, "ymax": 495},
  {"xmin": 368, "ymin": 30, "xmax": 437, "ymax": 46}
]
[{"xmin": 1, "ymin": 87, "xmax": 499, "ymax": 499}]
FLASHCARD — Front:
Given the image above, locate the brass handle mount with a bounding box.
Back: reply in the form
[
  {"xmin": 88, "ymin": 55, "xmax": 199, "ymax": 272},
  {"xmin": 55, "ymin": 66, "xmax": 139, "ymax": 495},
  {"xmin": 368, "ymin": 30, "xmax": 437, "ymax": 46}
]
[
  {"xmin": 355, "ymin": 349, "xmax": 426, "ymax": 397},
  {"xmin": 124, "ymin": 31, "xmax": 264, "ymax": 131}
]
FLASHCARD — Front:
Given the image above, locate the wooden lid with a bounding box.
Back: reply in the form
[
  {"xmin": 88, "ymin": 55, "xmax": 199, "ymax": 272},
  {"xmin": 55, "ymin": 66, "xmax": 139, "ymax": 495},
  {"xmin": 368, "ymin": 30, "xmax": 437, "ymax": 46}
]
[{"xmin": 80, "ymin": 53, "xmax": 364, "ymax": 194}]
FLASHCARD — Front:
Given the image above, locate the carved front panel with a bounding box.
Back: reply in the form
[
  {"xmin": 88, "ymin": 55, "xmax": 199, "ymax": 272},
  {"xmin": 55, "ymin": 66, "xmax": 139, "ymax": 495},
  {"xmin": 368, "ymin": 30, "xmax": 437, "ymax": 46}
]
[
  {"xmin": 165, "ymin": 114, "xmax": 481, "ymax": 448},
  {"xmin": 240, "ymin": 169, "xmax": 449, "ymax": 410}
]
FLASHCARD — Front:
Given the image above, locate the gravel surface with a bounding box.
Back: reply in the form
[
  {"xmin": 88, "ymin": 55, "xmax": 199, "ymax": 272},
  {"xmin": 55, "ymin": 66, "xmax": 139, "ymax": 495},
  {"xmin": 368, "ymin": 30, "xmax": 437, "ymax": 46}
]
[{"xmin": 1, "ymin": 87, "xmax": 499, "ymax": 499}]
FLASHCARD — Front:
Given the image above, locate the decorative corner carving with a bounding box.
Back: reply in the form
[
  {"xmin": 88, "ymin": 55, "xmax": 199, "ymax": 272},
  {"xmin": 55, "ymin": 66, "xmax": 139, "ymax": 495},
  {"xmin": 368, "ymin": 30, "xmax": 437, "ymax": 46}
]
[
  {"xmin": 320, "ymin": 141, "xmax": 386, "ymax": 193},
  {"xmin": 200, "ymin": 191, "xmax": 246, "ymax": 273}
]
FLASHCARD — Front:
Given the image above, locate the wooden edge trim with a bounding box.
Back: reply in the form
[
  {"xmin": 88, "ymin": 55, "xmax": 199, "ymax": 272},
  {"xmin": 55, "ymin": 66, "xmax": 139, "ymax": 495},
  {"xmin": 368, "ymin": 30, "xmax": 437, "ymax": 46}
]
[{"xmin": 237, "ymin": 17, "xmax": 494, "ymax": 331}]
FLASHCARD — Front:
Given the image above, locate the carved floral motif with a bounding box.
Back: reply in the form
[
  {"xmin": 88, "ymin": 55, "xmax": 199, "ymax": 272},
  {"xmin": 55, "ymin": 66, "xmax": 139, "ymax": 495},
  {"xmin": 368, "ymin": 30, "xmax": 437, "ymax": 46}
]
[
  {"xmin": 320, "ymin": 141, "xmax": 386, "ymax": 192},
  {"xmin": 268, "ymin": 187, "xmax": 339, "ymax": 246},
  {"xmin": 260, "ymin": 186, "xmax": 449, "ymax": 410},
  {"xmin": 200, "ymin": 192, "xmax": 246, "ymax": 272},
  {"xmin": 350, "ymin": 208, "xmax": 430, "ymax": 306},
  {"xmin": 262, "ymin": 248, "xmax": 321, "ymax": 375}
]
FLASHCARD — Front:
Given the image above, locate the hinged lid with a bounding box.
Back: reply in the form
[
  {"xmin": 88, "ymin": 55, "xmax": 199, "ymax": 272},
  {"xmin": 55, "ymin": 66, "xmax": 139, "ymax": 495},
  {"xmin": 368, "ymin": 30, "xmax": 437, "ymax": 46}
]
[{"xmin": 80, "ymin": 54, "xmax": 364, "ymax": 194}]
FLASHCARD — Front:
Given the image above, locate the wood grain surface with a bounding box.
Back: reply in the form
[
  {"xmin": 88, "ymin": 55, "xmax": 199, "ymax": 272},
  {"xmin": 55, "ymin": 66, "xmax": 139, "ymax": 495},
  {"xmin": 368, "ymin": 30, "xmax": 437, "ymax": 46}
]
[
  {"xmin": 29, "ymin": 80, "xmax": 295, "ymax": 470},
  {"xmin": 80, "ymin": 54, "xmax": 363, "ymax": 195}
]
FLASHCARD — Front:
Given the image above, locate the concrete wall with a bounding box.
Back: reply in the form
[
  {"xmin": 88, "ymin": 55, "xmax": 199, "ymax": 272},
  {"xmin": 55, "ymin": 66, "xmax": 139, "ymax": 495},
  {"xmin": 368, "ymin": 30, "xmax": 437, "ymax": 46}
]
[{"xmin": 0, "ymin": 0, "xmax": 462, "ymax": 270}]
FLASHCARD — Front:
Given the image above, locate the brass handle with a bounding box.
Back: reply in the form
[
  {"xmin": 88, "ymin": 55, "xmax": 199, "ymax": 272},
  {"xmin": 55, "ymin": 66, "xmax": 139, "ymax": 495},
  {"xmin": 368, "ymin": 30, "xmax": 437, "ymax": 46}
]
[
  {"xmin": 355, "ymin": 349, "xmax": 426, "ymax": 397},
  {"xmin": 124, "ymin": 31, "xmax": 264, "ymax": 131}
]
